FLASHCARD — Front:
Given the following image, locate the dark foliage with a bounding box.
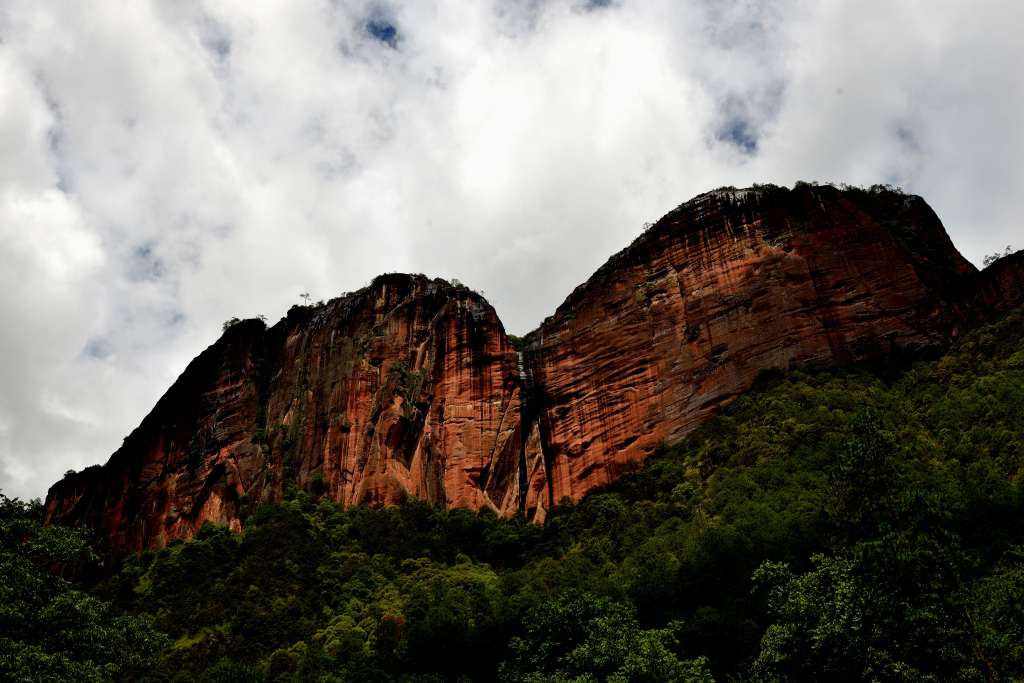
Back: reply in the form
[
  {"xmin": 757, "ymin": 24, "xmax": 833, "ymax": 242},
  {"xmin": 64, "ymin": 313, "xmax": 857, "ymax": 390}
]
[{"xmin": 0, "ymin": 495, "xmax": 167, "ymax": 681}]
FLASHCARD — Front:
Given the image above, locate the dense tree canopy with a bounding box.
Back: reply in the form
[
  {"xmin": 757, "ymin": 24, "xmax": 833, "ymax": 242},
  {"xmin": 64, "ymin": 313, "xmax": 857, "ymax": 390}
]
[
  {"xmin": 0, "ymin": 495, "xmax": 167, "ymax": 681},
  {"xmin": 4, "ymin": 306, "xmax": 1024, "ymax": 681}
]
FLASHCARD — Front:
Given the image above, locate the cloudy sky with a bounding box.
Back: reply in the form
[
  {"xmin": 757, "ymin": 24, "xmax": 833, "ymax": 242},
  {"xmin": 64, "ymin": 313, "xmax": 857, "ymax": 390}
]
[{"xmin": 1, "ymin": 0, "xmax": 1022, "ymax": 499}]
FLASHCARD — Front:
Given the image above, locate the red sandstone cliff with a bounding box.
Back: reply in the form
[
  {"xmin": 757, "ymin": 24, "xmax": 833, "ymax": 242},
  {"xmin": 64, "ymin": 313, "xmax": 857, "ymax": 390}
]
[
  {"xmin": 518, "ymin": 185, "xmax": 1017, "ymax": 520},
  {"xmin": 967, "ymin": 249, "xmax": 1024, "ymax": 321},
  {"xmin": 45, "ymin": 184, "xmax": 1024, "ymax": 551},
  {"xmin": 46, "ymin": 275, "xmax": 524, "ymax": 555}
]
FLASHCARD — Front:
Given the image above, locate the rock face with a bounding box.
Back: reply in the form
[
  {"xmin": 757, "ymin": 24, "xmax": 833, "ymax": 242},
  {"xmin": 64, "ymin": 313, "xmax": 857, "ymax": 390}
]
[
  {"xmin": 45, "ymin": 184, "xmax": 1024, "ymax": 552},
  {"xmin": 46, "ymin": 275, "xmax": 524, "ymax": 555},
  {"xmin": 967, "ymin": 250, "xmax": 1024, "ymax": 321},
  {"xmin": 518, "ymin": 185, "xmax": 986, "ymax": 518}
]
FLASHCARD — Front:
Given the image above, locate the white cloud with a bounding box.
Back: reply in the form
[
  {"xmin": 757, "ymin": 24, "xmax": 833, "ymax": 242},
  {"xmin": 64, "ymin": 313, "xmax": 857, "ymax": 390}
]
[{"xmin": 0, "ymin": 0, "xmax": 1022, "ymax": 498}]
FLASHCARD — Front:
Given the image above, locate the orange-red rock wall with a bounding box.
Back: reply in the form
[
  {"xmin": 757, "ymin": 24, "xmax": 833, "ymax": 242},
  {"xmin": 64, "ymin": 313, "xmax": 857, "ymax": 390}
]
[
  {"xmin": 45, "ymin": 275, "xmax": 523, "ymax": 555},
  {"xmin": 520, "ymin": 186, "xmax": 978, "ymax": 516},
  {"xmin": 44, "ymin": 186, "xmax": 1024, "ymax": 551}
]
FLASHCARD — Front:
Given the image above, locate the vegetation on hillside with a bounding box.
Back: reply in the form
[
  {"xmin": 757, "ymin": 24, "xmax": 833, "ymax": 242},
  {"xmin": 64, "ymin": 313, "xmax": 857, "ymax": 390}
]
[
  {"xmin": 3, "ymin": 306, "xmax": 1024, "ymax": 681},
  {"xmin": 0, "ymin": 496, "xmax": 166, "ymax": 681}
]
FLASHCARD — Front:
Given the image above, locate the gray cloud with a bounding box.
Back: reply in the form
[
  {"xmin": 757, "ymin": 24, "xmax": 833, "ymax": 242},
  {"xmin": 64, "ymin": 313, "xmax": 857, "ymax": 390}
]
[{"xmin": 1, "ymin": 0, "xmax": 1022, "ymax": 498}]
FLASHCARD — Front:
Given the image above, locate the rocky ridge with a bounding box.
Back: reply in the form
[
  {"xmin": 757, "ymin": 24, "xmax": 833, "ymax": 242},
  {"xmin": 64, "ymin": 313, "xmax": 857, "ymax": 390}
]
[
  {"xmin": 46, "ymin": 275, "xmax": 525, "ymax": 554},
  {"xmin": 45, "ymin": 184, "xmax": 1024, "ymax": 554}
]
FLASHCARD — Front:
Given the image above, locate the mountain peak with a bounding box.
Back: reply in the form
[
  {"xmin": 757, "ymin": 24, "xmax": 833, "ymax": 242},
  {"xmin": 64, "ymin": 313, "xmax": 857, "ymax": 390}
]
[{"xmin": 46, "ymin": 186, "xmax": 1024, "ymax": 556}]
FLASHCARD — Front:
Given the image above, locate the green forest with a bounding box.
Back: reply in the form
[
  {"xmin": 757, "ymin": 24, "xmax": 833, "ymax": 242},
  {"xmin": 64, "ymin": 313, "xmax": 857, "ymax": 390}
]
[{"xmin": 3, "ymin": 306, "xmax": 1024, "ymax": 682}]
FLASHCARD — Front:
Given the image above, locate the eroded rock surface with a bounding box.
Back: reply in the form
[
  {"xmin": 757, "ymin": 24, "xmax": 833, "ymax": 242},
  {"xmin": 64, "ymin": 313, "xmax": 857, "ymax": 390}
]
[
  {"xmin": 968, "ymin": 250, "xmax": 1024, "ymax": 321},
  {"xmin": 46, "ymin": 275, "xmax": 524, "ymax": 555},
  {"xmin": 519, "ymin": 185, "xmax": 996, "ymax": 518},
  {"xmin": 46, "ymin": 185, "xmax": 1024, "ymax": 550}
]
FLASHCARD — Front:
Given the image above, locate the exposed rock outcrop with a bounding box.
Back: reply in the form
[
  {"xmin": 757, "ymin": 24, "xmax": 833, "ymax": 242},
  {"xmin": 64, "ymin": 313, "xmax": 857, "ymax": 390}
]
[
  {"xmin": 45, "ymin": 184, "xmax": 1024, "ymax": 551},
  {"xmin": 46, "ymin": 275, "xmax": 524, "ymax": 555},
  {"xmin": 967, "ymin": 250, "xmax": 1024, "ymax": 321},
  {"xmin": 519, "ymin": 185, "xmax": 985, "ymax": 518}
]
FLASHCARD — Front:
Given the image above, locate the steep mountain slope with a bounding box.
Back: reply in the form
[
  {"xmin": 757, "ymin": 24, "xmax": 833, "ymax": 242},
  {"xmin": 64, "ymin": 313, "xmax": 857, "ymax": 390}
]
[
  {"xmin": 91, "ymin": 306, "xmax": 1024, "ymax": 681},
  {"xmin": 519, "ymin": 184, "xmax": 986, "ymax": 517},
  {"xmin": 46, "ymin": 275, "xmax": 524, "ymax": 555},
  {"xmin": 45, "ymin": 184, "xmax": 1024, "ymax": 552}
]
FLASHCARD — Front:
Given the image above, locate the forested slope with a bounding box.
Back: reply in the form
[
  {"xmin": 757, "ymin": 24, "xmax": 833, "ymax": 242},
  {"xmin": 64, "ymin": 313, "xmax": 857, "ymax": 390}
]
[{"xmin": 6, "ymin": 305, "xmax": 1024, "ymax": 681}]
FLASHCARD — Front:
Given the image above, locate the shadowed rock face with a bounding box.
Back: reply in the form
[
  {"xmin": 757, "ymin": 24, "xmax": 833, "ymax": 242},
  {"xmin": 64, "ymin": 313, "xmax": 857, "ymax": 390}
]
[
  {"xmin": 968, "ymin": 250, "xmax": 1024, "ymax": 321},
  {"xmin": 45, "ymin": 185, "xmax": 1024, "ymax": 553}
]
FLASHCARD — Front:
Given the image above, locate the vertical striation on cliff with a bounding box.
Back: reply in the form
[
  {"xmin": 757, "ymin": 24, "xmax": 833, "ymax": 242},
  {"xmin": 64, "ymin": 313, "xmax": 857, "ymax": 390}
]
[
  {"xmin": 518, "ymin": 184, "xmax": 990, "ymax": 519},
  {"xmin": 45, "ymin": 184, "xmax": 1024, "ymax": 551},
  {"xmin": 967, "ymin": 250, "xmax": 1024, "ymax": 321},
  {"xmin": 46, "ymin": 274, "xmax": 524, "ymax": 555}
]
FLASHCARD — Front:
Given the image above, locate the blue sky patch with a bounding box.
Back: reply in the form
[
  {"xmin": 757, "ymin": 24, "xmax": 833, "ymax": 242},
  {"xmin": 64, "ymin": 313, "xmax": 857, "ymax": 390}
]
[
  {"xmin": 366, "ymin": 18, "xmax": 399, "ymax": 48},
  {"xmin": 717, "ymin": 117, "xmax": 759, "ymax": 154}
]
